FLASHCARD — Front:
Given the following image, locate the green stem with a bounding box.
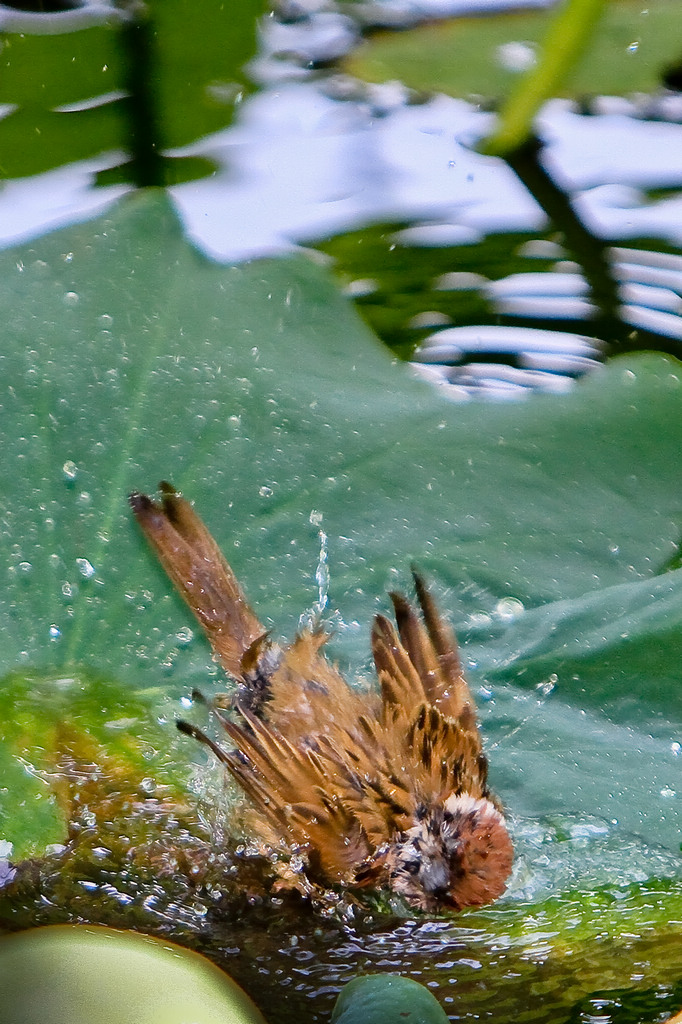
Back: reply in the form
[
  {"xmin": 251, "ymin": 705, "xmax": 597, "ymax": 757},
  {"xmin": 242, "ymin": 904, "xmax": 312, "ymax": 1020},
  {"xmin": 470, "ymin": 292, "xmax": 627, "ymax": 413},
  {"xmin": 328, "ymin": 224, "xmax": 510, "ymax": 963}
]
[{"xmin": 483, "ymin": 0, "xmax": 606, "ymax": 157}]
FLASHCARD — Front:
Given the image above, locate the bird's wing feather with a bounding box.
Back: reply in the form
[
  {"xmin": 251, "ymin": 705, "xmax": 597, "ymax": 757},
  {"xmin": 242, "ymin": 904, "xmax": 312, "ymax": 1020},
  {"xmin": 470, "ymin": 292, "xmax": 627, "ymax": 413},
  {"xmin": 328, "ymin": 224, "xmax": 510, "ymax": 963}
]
[
  {"xmin": 386, "ymin": 571, "xmax": 477, "ymax": 732},
  {"xmin": 403, "ymin": 702, "xmax": 488, "ymax": 799},
  {"xmin": 314, "ymin": 724, "xmax": 416, "ymax": 843},
  {"xmin": 216, "ymin": 707, "xmax": 373, "ymax": 880},
  {"xmin": 371, "ymin": 613, "xmax": 428, "ymax": 714}
]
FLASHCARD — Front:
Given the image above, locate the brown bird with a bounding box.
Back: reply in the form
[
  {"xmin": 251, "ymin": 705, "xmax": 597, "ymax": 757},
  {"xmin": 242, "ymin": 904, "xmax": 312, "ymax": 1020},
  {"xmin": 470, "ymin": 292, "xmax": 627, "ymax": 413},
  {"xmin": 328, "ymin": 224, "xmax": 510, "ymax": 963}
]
[{"xmin": 129, "ymin": 482, "xmax": 513, "ymax": 912}]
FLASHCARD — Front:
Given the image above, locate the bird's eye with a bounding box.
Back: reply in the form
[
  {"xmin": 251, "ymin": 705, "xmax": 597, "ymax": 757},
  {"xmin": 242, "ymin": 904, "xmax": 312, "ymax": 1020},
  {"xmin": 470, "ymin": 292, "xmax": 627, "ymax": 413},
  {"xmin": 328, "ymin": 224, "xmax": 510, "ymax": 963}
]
[{"xmin": 404, "ymin": 859, "xmax": 420, "ymax": 876}]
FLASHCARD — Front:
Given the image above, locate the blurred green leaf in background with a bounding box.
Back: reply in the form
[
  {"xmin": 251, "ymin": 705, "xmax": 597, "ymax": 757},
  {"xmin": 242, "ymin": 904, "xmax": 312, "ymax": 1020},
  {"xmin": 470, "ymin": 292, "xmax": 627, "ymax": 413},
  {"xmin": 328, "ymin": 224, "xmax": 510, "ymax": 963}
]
[
  {"xmin": 0, "ymin": 0, "xmax": 265, "ymax": 183},
  {"xmin": 347, "ymin": 0, "xmax": 682, "ymax": 106}
]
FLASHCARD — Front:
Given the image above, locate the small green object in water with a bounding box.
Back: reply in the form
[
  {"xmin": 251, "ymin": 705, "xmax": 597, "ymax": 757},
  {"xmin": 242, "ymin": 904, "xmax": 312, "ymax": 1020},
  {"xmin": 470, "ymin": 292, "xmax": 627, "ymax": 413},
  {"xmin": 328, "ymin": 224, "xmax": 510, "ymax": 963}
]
[
  {"xmin": 332, "ymin": 974, "xmax": 449, "ymax": 1024},
  {"xmin": 0, "ymin": 924, "xmax": 267, "ymax": 1024}
]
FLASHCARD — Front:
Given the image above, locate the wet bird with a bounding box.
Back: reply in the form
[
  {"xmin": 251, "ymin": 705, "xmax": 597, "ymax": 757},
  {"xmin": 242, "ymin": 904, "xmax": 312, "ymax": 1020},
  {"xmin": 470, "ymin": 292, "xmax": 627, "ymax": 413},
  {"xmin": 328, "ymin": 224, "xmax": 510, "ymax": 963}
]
[{"xmin": 129, "ymin": 482, "xmax": 513, "ymax": 911}]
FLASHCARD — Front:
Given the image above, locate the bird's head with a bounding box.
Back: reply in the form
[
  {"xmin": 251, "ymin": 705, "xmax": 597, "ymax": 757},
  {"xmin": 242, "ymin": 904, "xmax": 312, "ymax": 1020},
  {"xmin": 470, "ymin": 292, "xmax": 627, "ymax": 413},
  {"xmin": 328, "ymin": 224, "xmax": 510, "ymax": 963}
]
[{"xmin": 385, "ymin": 793, "xmax": 513, "ymax": 911}]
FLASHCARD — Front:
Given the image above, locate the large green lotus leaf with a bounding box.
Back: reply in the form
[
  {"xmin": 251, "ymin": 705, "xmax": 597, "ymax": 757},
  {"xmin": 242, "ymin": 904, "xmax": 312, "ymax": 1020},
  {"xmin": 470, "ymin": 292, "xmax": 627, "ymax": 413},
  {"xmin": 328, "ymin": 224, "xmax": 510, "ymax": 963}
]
[
  {"xmin": 149, "ymin": 0, "xmax": 264, "ymax": 149},
  {"xmin": 346, "ymin": 0, "xmax": 682, "ymax": 100},
  {"xmin": 1, "ymin": 190, "xmax": 682, "ymax": 864},
  {"xmin": 469, "ymin": 570, "xmax": 682, "ymax": 722},
  {"xmin": 0, "ymin": 105, "xmax": 126, "ymax": 181},
  {"xmin": 0, "ymin": 0, "xmax": 263, "ymax": 180},
  {"xmin": 0, "ymin": 24, "xmax": 120, "ymax": 110}
]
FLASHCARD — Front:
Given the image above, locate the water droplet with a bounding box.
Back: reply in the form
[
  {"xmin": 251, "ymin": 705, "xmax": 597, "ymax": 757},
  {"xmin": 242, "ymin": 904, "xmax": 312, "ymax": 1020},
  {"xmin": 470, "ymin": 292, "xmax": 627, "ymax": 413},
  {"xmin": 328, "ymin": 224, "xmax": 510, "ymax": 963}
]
[
  {"xmin": 496, "ymin": 40, "xmax": 536, "ymax": 72},
  {"xmin": 672, "ymin": 741, "xmax": 681, "ymax": 756},
  {"xmin": 175, "ymin": 626, "xmax": 194, "ymax": 646},
  {"xmin": 63, "ymin": 291, "xmax": 79, "ymax": 306},
  {"xmin": 314, "ymin": 527, "xmax": 329, "ymax": 615},
  {"xmin": 536, "ymin": 673, "xmax": 558, "ymax": 697},
  {"xmin": 343, "ymin": 278, "xmax": 378, "ymax": 298},
  {"xmin": 18, "ymin": 561, "xmax": 32, "ymax": 575},
  {"xmin": 289, "ymin": 854, "xmax": 305, "ymax": 874},
  {"xmin": 77, "ymin": 491, "xmax": 92, "ymax": 507},
  {"xmin": 49, "ymin": 624, "xmax": 61, "ymax": 641},
  {"xmin": 61, "ymin": 582, "xmax": 76, "ymax": 600},
  {"xmin": 45, "ymin": 843, "xmax": 66, "ymax": 856},
  {"xmin": 259, "ymin": 485, "xmax": 274, "ymax": 498},
  {"xmin": 62, "ymin": 252, "xmax": 74, "ymax": 264},
  {"xmin": 467, "ymin": 611, "xmax": 493, "ymax": 629},
  {"xmin": 98, "ymin": 313, "xmax": 113, "ymax": 327},
  {"xmin": 76, "ymin": 557, "xmax": 95, "ymax": 579},
  {"xmin": 62, "ymin": 460, "xmax": 78, "ymax": 482},
  {"xmin": 627, "ymin": 40, "xmax": 639, "ymax": 53},
  {"xmin": 139, "ymin": 777, "xmax": 156, "ymax": 794},
  {"xmin": 495, "ymin": 597, "xmax": 525, "ymax": 621},
  {"xmin": 660, "ymin": 786, "xmax": 676, "ymax": 799}
]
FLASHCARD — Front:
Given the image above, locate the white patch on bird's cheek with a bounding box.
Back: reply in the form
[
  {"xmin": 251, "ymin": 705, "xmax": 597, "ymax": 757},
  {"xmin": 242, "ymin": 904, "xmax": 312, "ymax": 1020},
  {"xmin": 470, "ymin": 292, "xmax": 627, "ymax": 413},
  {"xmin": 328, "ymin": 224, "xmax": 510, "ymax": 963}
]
[
  {"xmin": 443, "ymin": 792, "xmax": 504, "ymax": 827},
  {"xmin": 443, "ymin": 792, "xmax": 478, "ymax": 816}
]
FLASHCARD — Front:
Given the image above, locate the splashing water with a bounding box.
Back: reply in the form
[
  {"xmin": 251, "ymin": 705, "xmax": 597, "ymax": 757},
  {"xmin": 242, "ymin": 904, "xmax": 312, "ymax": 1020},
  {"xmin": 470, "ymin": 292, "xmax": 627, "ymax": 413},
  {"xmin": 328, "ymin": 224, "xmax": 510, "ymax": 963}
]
[
  {"xmin": 298, "ymin": 511, "xmax": 330, "ymax": 631},
  {"xmin": 313, "ymin": 525, "xmax": 329, "ymax": 617}
]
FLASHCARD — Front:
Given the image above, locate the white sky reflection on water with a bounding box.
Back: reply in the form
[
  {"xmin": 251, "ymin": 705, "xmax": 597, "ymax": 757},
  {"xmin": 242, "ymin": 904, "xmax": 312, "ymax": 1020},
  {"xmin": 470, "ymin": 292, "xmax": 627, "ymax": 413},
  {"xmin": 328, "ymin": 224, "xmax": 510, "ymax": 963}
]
[
  {"xmin": 1, "ymin": 82, "xmax": 681, "ymax": 262},
  {"xmin": 173, "ymin": 87, "xmax": 682, "ymax": 260}
]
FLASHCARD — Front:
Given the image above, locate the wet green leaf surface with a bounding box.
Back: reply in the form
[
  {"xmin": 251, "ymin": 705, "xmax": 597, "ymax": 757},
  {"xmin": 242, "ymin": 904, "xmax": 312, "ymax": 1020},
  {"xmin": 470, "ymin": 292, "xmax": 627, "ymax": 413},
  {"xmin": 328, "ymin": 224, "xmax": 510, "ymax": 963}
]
[{"xmin": 0, "ymin": 191, "xmax": 681, "ymax": 1022}]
